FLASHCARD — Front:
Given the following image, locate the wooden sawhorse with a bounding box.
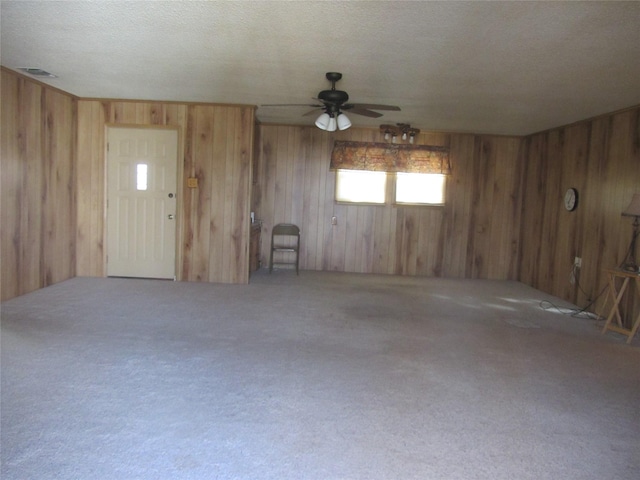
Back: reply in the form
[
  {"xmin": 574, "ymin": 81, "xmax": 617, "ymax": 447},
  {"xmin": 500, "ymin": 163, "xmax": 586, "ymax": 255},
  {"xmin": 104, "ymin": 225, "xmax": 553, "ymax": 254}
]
[{"xmin": 601, "ymin": 268, "xmax": 640, "ymax": 344}]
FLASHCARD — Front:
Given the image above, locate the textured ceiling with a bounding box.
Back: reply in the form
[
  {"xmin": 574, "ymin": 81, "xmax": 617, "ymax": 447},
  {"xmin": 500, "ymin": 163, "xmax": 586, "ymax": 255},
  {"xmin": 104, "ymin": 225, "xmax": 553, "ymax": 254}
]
[{"xmin": 2, "ymin": 1, "xmax": 639, "ymax": 135}]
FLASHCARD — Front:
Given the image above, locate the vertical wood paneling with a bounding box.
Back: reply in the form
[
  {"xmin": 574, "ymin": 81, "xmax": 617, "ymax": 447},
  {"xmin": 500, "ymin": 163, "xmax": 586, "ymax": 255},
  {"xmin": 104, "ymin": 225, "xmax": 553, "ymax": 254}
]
[
  {"xmin": 577, "ymin": 118, "xmax": 609, "ymax": 308},
  {"xmin": 1, "ymin": 71, "xmax": 21, "ymax": 300},
  {"xmin": 320, "ymin": 132, "xmax": 335, "ymax": 271},
  {"xmin": 77, "ymin": 101, "xmax": 105, "ymax": 277},
  {"xmin": 192, "ymin": 105, "xmax": 214, "ymax": 281},
  {"xmin": 181, "ymin": 105, "xmax": 195, "ymax": 279},
  {"xmin": 486, "ymin": 137, "xmax": 522, "ymax": 280},
  {"xmin": 443, "ymin": 134, "xmax": 475, "ymax": 278},
  {"xmin": 5, "ymin": 65, "xmax": 637, "ymax": 318},
  {"xmin": 75, "ymin": 99, "xmax": 254, "ymax": 285},
  {"xmin": 313, "ymin": 129, "xmax": 329, "ymax": 270},
  {"xmin": 466, "ymin": 137, "xmax": 492, "ymax": 278},
  {"xmin": 1, "ymin": 69, "xmax": 77, "ymax": 301},
  {"xmin": 518, "ymin": 134, "xmax": 546, "ymax": 288},
  {"xmin": 76, "ymin": 102, "xmax": 93, "ymax": 276},
  {"xmin": 42, "ymin": 89, "xmax": 77, "ymax": 286},
  {"xmin": 302, "ymin": 128, "xmax": 320, "ymax": 270},
  {"xmin": 254, "ymin": 124, "xmax": 523, "ymax": 280},
  {"xmin": 21, "ymin": 80, "xmax": 43, "ymax": 294},
  {"xmin": 223, "ymin": 108, "xmax": 238, "ymax": 279},
  {"xmin": 520, "ymin": 106, "xmax": 640, "ymax": 325},
  {"xmin": 221, "ymin": 109, "xmax": 236, "ymax": 280},
  {"xmin": 235, "ymin": 108, "xmax": 253, "ymax": 281},
  {"xmin": 371, "ymin": 201, "xmax": 391, "ymax": 274}
]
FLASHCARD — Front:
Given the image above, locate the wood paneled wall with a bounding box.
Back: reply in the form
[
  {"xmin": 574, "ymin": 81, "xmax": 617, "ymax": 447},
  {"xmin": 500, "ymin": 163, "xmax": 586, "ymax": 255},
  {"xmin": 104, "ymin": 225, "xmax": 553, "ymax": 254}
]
[
  {"xmin": 254, "ymin": 125, "xmax": 523, "ymax": 279},
  {"xmin": 4, "ymin": 64, "xmax": 638, "ymax": 323},
  {"xmin": 519, "ymin": 107, "xmax": 640, "ymax": 321},
  {"xmin": 76, "ymin": 100, "xmax": 255, "ymax": 284},
  {"xmin": 181, "ymin": 106, "xmax": 254, "ymax": 283},
  {"xmin": 1, "ymin": 69, "xmax": 77, "ymax": 301}
]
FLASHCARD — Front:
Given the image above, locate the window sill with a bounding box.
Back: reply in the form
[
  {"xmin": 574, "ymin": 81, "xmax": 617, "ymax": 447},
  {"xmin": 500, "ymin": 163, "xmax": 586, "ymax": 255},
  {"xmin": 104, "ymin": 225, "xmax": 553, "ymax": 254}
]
[{"xmin": 393, "ymin": 202, "xmax": 445, "ymax": 208}]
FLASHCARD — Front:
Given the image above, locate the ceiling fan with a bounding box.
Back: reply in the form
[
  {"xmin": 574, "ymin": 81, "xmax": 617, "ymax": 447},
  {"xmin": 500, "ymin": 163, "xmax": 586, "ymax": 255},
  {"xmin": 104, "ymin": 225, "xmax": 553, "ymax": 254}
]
[{"xmin": 261, "ymin": 72, "xmax": 401, "ymax": 131}]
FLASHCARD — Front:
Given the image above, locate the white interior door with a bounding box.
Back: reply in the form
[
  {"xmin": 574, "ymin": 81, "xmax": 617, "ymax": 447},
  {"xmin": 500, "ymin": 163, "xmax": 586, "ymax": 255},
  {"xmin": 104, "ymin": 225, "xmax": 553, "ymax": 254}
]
[{"xmin": 107, "ymin": 127, "xmax": 178, "ymax": 279}]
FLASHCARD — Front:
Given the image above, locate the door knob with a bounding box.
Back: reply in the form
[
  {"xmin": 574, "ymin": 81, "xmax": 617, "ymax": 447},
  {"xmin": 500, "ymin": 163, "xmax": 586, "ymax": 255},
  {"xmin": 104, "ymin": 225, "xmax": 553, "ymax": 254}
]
[{"xmin": 168, "ymin": 214, "xmax": 174, "ymax": 220}]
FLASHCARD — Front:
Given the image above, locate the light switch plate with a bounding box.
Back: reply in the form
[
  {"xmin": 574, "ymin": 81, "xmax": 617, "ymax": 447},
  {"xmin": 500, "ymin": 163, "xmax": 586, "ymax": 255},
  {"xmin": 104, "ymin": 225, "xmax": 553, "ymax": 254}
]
[{"xmin": 187, "ymin": 177, "xmax": 198, "ymax": 188}]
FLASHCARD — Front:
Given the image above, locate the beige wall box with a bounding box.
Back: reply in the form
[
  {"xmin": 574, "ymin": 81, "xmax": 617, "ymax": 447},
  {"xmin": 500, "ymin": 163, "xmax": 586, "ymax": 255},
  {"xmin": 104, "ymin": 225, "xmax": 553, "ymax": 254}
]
[{"xmin": 187, "ymin": 177, "xmax": 198, "ymax": 188}]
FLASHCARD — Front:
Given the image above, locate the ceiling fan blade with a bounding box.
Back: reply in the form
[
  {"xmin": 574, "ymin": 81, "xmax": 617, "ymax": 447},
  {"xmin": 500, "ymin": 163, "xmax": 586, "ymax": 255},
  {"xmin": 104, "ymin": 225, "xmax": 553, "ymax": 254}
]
[
  {"xmin": 346, "ymin": 107, "xmax": 384, "ymax": 118},
  {"xmin": 303, "ymin": 108, "xmax": 323, "ymax": 117},
  {"xmin": 348, "ymin": 103, "xmax": 401, "ymax": 111},
  {"xmin": 261, "ymin": 103, "xmax": 323, "ymax": 107},
  {"xmin": 312, "ymin": 97, "xmax": 341, "ymax": 107}
]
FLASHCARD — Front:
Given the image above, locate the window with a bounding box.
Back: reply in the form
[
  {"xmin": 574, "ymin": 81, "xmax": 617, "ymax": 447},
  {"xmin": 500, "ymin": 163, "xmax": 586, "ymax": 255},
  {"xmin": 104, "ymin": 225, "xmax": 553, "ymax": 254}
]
[
  {"xmin": 395, "ymin": 173, "xmax": 445, "ymax": 205},
  {"xmin": 136, "ymin": 164, "xmax": 148, "ymax": 191},
  {"xmin": 335, "ymin": 170, "xmax": 446, "ymax": 206},
  {"xmin": 335, "ymin": 169, "xmax": 386, "ymax": 204}
]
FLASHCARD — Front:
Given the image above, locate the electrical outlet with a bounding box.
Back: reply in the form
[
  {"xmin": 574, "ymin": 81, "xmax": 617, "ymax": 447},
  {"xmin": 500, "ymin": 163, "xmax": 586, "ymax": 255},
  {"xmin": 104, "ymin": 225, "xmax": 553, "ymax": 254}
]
[{"xmin": 570, "ymin": 256, "xmax": 581, "ymax": 285}]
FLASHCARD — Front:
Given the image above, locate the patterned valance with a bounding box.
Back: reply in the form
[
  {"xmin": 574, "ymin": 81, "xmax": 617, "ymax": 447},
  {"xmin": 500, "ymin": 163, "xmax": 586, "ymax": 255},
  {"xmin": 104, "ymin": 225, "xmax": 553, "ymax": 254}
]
[{"xmin": 330, "ymin": 141, "xmax": 451, "ymax": 174}]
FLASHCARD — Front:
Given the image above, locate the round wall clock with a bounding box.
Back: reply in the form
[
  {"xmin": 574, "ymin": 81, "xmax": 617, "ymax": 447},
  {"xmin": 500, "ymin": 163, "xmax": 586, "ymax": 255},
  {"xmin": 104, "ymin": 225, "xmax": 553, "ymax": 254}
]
[{"xmin": 564, "ymin": 188, "xmax": 578, "ymax": 211}]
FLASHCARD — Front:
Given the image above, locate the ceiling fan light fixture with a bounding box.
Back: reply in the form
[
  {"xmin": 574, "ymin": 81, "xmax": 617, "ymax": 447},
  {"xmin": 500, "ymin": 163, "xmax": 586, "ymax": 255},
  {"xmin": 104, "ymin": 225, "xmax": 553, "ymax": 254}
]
[
  {"xmin": 337, "ymin": 112, "xmax": 351, "ymax": 130},
  {"xmin": 380, "ymin": 123, "xmax": 420, "ymax": 144},
  {"xmin": 264, "ymin": 73, "xmax": 400, "ymax": 128},
  {"xmin": 315, "ymin": 112, "xmax": 331, "ymax": 130}
]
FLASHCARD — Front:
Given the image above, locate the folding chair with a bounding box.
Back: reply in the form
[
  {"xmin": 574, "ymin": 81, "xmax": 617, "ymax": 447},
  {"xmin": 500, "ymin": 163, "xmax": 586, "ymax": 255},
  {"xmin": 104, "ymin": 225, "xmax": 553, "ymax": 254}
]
[{"xmin": 268, "ymin": 223, "xmax": 300, "ymax": 274}]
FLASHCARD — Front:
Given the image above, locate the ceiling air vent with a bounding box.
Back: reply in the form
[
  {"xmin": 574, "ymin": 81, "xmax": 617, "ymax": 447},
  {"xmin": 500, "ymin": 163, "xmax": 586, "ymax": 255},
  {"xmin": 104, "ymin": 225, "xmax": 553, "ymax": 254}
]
[{"xmin": 17, "ymin": 67, "xmax": 57, "ymax": 78}]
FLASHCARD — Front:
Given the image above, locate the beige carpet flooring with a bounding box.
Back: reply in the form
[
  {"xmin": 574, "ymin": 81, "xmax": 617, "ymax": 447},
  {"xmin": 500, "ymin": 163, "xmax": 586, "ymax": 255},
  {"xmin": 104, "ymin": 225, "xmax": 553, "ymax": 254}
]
[{"xmin": 1, "ymin": 270, "xmax": 639, "ymax": 479}]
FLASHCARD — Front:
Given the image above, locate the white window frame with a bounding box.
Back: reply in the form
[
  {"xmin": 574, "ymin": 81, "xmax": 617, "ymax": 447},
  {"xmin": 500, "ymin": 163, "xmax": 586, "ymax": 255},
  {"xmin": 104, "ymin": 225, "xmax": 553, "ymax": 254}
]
[
  {"xmin": 335, "ymin": 169, "xmax": 387, "ymax": 205},
  {"xmin": 335, "ymin": 170, "xmax": 446, "ymax": 206},
  {"xmin": 394, "ymin": 172, "xmax": 446, "ymax": 206}
]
